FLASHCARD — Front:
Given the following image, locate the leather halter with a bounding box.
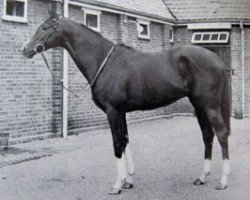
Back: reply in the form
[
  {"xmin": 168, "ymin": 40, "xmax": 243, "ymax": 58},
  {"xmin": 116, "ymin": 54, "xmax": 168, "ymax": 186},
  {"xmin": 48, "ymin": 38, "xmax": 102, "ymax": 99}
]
[{"xmin": 39, "ymin": 17, "xmax": 115, "ymax": 96}]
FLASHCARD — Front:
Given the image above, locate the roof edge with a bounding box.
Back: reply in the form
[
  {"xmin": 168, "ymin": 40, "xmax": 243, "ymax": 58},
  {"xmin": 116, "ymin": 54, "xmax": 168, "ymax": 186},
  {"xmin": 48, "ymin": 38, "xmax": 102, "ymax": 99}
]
[
  {"xmin": 161, "ymin": 0, "xmax": 178, "ymax": 21},
  {"xmin": 69, "ymin": 0, "xmax": 176, "ymax": 24},
  {"xmin": 175, "ymin": 19, "xmax": 250, "ymax": 26}
]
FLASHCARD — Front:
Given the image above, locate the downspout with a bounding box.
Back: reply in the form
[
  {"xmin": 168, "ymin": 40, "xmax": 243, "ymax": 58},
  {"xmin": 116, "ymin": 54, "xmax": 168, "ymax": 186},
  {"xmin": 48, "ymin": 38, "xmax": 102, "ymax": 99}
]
[
  {"xmin": 240, "ymin": 21, "xmax": 245, "ymax": 118},
  {"xmin": 63, "ymin": 0, "xmax": 69, "ymax": 138}
]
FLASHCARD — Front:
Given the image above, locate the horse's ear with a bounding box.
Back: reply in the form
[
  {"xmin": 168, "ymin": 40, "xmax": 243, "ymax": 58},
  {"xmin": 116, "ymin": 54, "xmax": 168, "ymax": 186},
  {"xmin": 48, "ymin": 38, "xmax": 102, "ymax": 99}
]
[
  {"xmin": 48, "ymin": 6, "xmax": 62, "ymax": 20},
  {"xmin": 48, "ymin": 6, "xmax": 53, "ymax": 17},
  {"xmin": 48, "ymin": 4, "xmax": 58, "ymax": 18},
  {"xmin": 47, "ymin": 3, "xmax": 63, "ymax": 22}
]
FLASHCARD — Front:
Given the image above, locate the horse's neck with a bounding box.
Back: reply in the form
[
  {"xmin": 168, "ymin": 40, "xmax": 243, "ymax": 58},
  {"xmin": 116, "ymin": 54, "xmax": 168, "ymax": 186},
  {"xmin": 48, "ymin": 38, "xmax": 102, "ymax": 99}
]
[{"xmin": 61, "ymin": 19, "xmax": 113, "ymax": 83}]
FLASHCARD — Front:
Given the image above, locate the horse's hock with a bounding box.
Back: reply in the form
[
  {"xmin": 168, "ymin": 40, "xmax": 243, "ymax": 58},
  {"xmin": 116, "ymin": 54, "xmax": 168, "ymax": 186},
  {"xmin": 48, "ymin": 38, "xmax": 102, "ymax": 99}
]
[{"xmin": 0, "ymin": 133, "xmax": 9, "ymax": 151}]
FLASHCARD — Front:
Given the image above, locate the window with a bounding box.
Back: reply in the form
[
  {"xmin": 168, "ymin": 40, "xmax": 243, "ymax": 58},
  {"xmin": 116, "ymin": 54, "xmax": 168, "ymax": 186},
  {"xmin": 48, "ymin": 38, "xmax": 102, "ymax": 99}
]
[
  {"xmin": 2, "ymin": 0, "xmax": 28, "ymax": 23},
  {"xmin": 83, "ymin": 9, "xmax": 101, "ymax": 32},
  {"xmin": 192, "ymin": 32, "xmax": 229, "ymax": 44},
  {"xmin": 137, "ymin": 20, "xmax": 150, "ymax": 40},
  {"xmin": 169, "ymin": 28, "xmax": 174, "ymax": 43}
]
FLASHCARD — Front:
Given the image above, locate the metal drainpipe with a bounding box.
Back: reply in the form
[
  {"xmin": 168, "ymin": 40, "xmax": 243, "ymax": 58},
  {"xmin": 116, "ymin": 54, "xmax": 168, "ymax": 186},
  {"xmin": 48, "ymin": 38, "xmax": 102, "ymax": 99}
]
[
  {"xmin": 63, "ymin": 0, "xmax": 69, "ymax": 138},
  {"xmin": 240, "ymin": 21, "xmax": 245, "ymax": 118}
]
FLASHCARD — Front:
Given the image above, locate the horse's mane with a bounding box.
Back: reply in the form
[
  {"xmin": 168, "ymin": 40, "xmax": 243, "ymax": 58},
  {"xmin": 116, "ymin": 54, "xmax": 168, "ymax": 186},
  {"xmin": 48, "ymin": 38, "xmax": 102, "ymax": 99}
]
[
  {"xmin": 62, "ymin": 17, "xmax": 138, "ymax": 51},
  {"xmin": 64, "ymin": 17, "xmax": 113, "ymax": 44}
]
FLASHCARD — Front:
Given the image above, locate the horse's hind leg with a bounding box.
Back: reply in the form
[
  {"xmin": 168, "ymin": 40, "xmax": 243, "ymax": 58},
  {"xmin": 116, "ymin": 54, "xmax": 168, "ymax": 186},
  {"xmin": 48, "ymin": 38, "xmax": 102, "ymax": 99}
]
[
  {"xmin": 206, "ymin": 106, "xmax": 230, "ymax": 190},
  {"xmin": 190, "ymin": 100, "xmax": 214, "ymax": 185}
]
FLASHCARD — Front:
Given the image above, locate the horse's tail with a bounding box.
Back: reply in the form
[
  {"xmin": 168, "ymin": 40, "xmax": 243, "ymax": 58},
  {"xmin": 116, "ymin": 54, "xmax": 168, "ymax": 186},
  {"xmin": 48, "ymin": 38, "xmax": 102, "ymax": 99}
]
[{"xmin": 221, "ymin": 71, "xmax": 231, "ymax": 135}]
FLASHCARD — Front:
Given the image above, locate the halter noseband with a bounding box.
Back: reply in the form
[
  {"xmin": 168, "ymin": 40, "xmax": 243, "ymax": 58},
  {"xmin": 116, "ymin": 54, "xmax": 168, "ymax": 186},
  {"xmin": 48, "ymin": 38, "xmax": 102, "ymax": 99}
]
[{"xmin": 34, "ymin": 44, "xmax": 45, "ymax": 54}]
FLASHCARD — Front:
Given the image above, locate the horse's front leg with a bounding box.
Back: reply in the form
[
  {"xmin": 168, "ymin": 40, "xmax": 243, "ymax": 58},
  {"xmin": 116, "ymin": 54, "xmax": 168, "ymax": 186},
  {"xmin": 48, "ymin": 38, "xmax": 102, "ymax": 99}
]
[
  {"xmin": 123, "ymin": 143, "xmax": 135, "ymax": 189},
  {"xmin": 107, "ymin": 107, "xmax": 134, "ymax": 195}
]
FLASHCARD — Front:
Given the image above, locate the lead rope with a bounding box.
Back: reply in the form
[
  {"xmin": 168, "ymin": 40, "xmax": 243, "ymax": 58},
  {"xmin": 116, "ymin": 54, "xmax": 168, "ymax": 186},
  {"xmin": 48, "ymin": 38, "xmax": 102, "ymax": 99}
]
[
  {"xmin": 40, "ymin": 45, "xmax": 114, "ymax": 98},
  {"xmin": 41, "ymin": 52, "xmax": 88, "ymax": 98}
]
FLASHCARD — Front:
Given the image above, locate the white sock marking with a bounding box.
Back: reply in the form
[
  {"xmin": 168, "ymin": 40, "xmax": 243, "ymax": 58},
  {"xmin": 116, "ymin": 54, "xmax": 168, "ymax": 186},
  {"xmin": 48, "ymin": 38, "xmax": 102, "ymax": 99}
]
[
  {"xmin": 199, "ymin": 159, "xmax": 212, "ymax": 182},
  {"xmin": 125, "ymin": 143, "xmax": 135, "ymax": 175},
  {"xmin": 113, "ymin": 153, "xmax": 127, "ymax": 189},
  {"xmin": 220, "ymin": 159, "xmax": 230, "ymax": 187}
]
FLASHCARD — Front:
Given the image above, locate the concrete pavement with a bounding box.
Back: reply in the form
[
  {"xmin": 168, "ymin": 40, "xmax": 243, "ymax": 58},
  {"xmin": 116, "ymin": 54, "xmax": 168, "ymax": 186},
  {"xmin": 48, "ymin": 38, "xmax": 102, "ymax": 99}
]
[{"xmin": 0, "ymin": 116, "xmax": 250, "ymax": 200}]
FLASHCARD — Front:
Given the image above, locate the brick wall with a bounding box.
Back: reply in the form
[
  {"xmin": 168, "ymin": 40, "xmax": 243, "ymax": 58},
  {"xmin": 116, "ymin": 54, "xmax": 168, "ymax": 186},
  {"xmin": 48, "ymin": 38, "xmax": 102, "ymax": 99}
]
[
  {"xmin": 230, "ymin": 25, "xmax": 250, "ymax": 117},
  {"xmin": 174, "ymin": 26, "xmax": 193, "ymax": 46},
  {"xmin": 244, "ymin": 27, "xmax": 250, "ymax": 115},
  {"xmin": 0, "ymin": 0, "xmax": 61, "ymax": 144},
  {"xmin": 231, "ymin": 26, "xmax": 244, "ymax": 118}
]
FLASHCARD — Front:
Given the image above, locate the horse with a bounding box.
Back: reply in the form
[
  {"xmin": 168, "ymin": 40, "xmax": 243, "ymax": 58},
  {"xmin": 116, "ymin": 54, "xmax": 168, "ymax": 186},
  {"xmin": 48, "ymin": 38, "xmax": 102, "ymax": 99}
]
[{"xmin": 22, "ymin": 11, "xmax": 231, "ymax": 195}]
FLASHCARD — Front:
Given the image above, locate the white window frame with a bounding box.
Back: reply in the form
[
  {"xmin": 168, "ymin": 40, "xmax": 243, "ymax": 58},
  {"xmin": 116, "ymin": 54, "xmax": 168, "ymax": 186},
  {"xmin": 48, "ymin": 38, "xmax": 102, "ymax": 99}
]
[
  {"xmin": 137, "ymin": 19, "xmax": 150, "ymax": 40},
  {"xmin": 83, "ymin": 8, "xmax": 101, "ymax": 32},
  {"xmin": 2, "ymin": 0, "xmax": 28, "ymax": 23},
  {"xmin": 191, "ymin": 32, "xmax": 229, "ymax": 44},
  {"xmin": 169, "ymin": 27, "xmax": 174, "ymax": 43}
]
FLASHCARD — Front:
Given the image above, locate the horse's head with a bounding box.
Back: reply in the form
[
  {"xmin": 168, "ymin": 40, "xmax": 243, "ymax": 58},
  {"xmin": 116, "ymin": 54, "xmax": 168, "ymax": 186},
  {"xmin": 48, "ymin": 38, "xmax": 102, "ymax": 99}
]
[{"xmin": 22, "ymin": 11, "xmax": 63, "ymax": 58}]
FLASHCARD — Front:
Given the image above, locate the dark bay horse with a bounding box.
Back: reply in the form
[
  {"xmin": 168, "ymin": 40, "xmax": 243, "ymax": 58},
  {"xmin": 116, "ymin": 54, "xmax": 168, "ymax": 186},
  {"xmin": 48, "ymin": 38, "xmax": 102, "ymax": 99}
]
[{"xmin": 22, "ymin": 12, "xmax": 231, "ymax": 194}]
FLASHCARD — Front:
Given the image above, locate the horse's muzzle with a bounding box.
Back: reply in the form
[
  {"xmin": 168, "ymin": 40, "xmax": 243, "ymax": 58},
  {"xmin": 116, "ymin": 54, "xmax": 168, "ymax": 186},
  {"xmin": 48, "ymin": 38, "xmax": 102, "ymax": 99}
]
[
  {"xmin": 21, "ymin": 41, "xmax": 44, "ymax": 58},
  {"xmin": 21, "ymin": 41, "xmax": 34, "ymax": 58},
  {"xmin": 21, "ymin": 40, "xmax": 29, "ymax": 52}
]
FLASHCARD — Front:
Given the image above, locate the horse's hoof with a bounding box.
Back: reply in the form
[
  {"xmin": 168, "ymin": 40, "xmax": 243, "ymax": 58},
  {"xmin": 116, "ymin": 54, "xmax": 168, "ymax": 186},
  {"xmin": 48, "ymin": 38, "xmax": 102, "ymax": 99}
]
[
  {"xmin": 215, "ymin": 183, "xmax": 227, "ymax": 190},
  {"xmin": 122, "ymin": 181, "xmax": 134, "ymax": 189},
  {"xmin": 193, "ymin": 178, "xmax": 204, "ymax": 185},
  {"xmin": 108, "ymin": 187, "xmax": 122, "ymax": 195}
]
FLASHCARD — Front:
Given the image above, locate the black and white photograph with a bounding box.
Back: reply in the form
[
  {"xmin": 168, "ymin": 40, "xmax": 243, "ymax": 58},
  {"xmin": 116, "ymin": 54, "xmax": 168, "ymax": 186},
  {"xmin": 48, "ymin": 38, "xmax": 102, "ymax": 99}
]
[{"xmin": 0, "ymin": 0, "xmax": 250, "ymax": 199}]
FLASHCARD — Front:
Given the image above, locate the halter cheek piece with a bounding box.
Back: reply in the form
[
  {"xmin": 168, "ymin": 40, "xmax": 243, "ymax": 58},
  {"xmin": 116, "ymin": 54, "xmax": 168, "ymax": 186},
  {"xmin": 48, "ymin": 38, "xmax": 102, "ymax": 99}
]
[{"xmin": 33, "ymin": 17, "xmax": 62, "ymax": 54}]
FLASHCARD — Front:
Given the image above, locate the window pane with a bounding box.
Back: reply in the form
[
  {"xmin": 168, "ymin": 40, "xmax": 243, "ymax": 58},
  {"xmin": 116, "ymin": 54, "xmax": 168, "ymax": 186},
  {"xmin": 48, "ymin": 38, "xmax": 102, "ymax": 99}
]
[
  {"xmin": 202, "ymin": 34, "xmax": 210, "ymax": 40},
  {"xmin": 211, "ymin": 34, "xmax": 219, "ymax": 40},
  {"xmin": 86, "ymin": 14, "xmax": 98, "ymax": 28},
  {"xmin": 6, "ymin": 0, "xmax": 24, "ymax": 17},
  {"xmin": 6, "ymin": 1, "xmax": 15, "ymax": 15},
  {"xmin": 16, "ymin": 1, "xmax": 24, "ymax": 17},
  {"xmin": 169, "ymin": 29, "xmax": 173, "ymax": 39},
  {"xmin": 140, "ymin": 24, "xmax": 148, "ymax": 35},
  {"xmin": 219, "ymin": 34, "xmax": 227, "ymax": 40},
  {"xmin": 194, "ymin": 34, "xmax": 202, "ymax": 40}
]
